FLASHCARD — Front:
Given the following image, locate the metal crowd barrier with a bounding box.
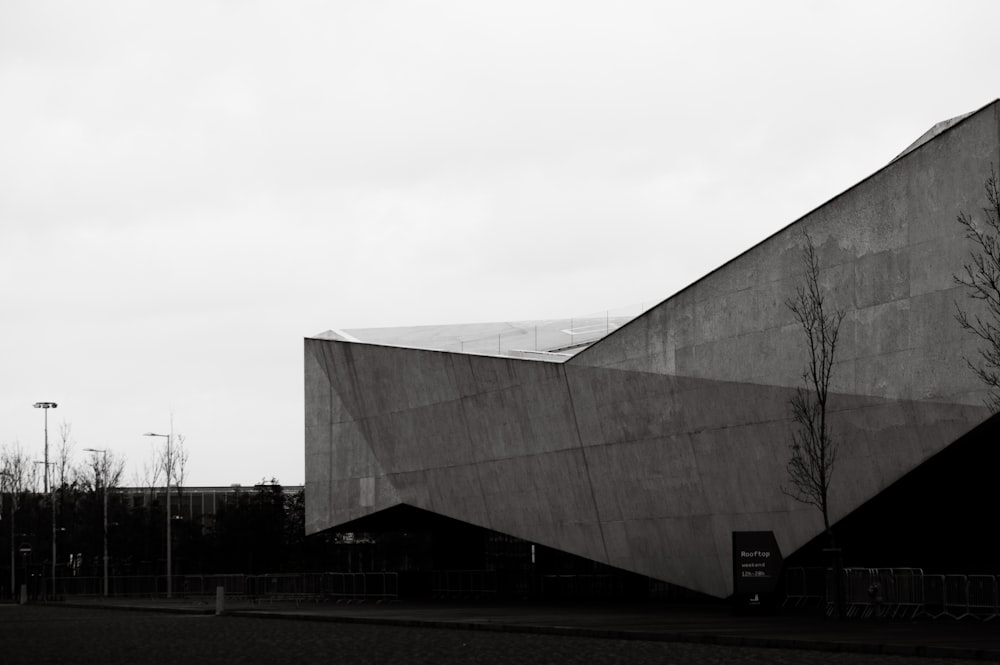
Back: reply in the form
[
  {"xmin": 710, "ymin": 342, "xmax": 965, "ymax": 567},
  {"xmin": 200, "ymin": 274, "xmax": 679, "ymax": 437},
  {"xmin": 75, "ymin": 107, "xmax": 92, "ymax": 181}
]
[
  {"xmin": 797, "ymin": 569, "xmax": 1000, "ymax": 621},
  {"xmin": 782, "ymin": 567, "xmax": 807, "ymax": 608},
  {"xmin": 966, "ymin": 575, "xmax": 998, "ymax": 620},
  {"xmin": 921, "ymin": 574, "xmax": 947, "ymax": 618},
  {"xmin": 182, "ymin": 574, "xmax": 247, "ymax": 596},
  {"xmin": 944, "ymin": 574, "xmax": 971, "ymax": 619},
  {"xmin": 819, "ymin": 567, "xmax": 925, "ymax": 619},
  {"xmin": 322, "ymin": 571, "xmax": 361, "ymax": 600},
  {"xmin": 315, "ymin": 572, "xmax": 399, "ymax": 603},
  {"xmin": 843, "ymin": 568, "xmax": 874, "ymax": 618},
  {"xmin": 892, "ymin": 568, "xmax": 924, "ymax": 618},
  {"xmin": 431, "ymin": 570, "xmax": 497, "ymax": 599},
  {"xmin": 920, "ymin": 574, "xmax": 1000, "ymax": 620},
  {"xmin": 920, "ymin": 574, "xmax": 974, "ymax": 620},
  {"xmin": 783, "ymin": 567, "xmax": 828, "ymax": 608},
  {"xmin": 540, "ymin": 574, "xmax": 621, "ymax": 598},
  {"xmin": 802, "ymin": 567, "xmax": 828, "ymax": 607},
  {"xmin": 56, "ymin": 575, "xmax": 163, "ymax": 597},
  {"xmin": 247, "ymin": 573, "xmax": 311, "ymax": 602},
  {"xmin": 44, "ymin": 571, "xmax": 399, "ymax": 603}
]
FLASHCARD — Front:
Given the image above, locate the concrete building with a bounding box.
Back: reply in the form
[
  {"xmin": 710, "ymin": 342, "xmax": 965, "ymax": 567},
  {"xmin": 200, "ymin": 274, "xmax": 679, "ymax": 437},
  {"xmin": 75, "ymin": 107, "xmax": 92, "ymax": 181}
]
[
  {"xmin": 120, "ymin": 484, "xmax": 303, "ymax": 527},
  {"xmin": 305, "ymin": 100, "xmax": 1000, "ymax": 599}
]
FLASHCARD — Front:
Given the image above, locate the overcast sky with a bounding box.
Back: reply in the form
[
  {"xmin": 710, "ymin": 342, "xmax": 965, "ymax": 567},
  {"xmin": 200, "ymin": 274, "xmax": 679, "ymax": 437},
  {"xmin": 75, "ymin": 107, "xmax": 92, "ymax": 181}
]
[{"xmin": 2, "ymin": 1, "xmax": 999, "ymax": 487}]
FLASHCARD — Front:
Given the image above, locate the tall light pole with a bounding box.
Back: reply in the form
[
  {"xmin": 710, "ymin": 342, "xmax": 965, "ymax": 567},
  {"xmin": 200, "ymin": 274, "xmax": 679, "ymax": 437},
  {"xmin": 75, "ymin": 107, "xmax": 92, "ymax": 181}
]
[
  {"xmin": 33, "ymin": 402, "xmax": 57, "ymax": 598},
  {"xmin": 144, "ymin": 432, "xmax": 171, "ymax": 598},
  {"xmin": 83, "ymin": 448, "xmax": 108, "ymax": 597},
  {"xmin": 33, "ymin": 459, "xmax": 57, "ymax": 599},
  {"xmin": 32, "ymin": 402, "xmax": 56, "ymax": 494}
]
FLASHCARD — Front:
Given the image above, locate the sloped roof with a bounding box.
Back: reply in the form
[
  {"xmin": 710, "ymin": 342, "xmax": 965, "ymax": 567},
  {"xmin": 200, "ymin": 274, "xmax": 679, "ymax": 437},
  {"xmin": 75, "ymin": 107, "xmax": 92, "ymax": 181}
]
[{"xmin": 891, "ymin": 110, "xmax": 974, "ymax": 163}]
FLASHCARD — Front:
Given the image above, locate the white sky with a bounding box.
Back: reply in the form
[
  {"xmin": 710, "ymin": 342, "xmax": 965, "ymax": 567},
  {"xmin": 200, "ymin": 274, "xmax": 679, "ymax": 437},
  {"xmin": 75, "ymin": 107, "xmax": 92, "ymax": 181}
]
[{"xmin": 2, "ymin": 1, "xmax": 999, "ymax": 487}]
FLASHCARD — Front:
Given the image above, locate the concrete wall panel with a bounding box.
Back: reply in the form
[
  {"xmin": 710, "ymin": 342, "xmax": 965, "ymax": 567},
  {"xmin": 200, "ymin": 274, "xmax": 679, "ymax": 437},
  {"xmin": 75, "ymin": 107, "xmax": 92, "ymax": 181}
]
[
  {"xmin": 477, "ymin": 449, "xmax": 607, "ymax": 565},
  {"xmin": 303, "ymin": 422, "xmax": 332, "ymax": 534},
  {"xmin": 420, "ymin": 464, "xmax": 491, "ymax": 528},
  {"xmin": 304, "ymin": 344, "xmax": 332, "ymax": 429},
  {"xmin": 584, "ymin": 435, "xmax": 706, "ymax": 522},
  {"xmin": 461, "ymin": 387, "xmax": 532, "ymax": 462},
  {"xmin": 330, "ymin": 420, "xmax": 381, "ymax": 480},
  {"xmin": 305, "ymin": 101, "xmax": 1000, "ymax": 598},
  {"xmin": 853, "ymin": 299, "xmax": 911, "ymax": 358},
  {"xmin": 572, "ymin": 102, "xmax": 1000, "ymax": 407},
  {"xmin": 607, "ymin": 516, "xmax": 722, "ymax": 596},
  {"xmin": 365, "ymin": 400, "xmax": 475, "ymax": 474},
  {"xmin": 853, "ymin": 247, "xmax": 910, "ymax": 309}
]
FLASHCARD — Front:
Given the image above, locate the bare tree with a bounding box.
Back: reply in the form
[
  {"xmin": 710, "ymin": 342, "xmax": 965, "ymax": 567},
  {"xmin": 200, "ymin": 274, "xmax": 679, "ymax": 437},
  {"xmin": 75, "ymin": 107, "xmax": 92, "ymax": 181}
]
[
  {"xmin": 154, "ymin": 433, "xmax": 188, "ymax": 490},
  {"xmin": 56, "ymin": 420, "xmax": 77, "ymax": 491},
  {"xmin": 130, "ymin": 439, "xmax": 166, "ymax": 567},
  {"xmin": 953, "ymin": 165, "xmax": 1000, "ymax": 411},
  {"xmin": 783, "ymin": 235, "xmax": 846, "ymax": 546},
  {"xmin": 1, "ymin": 442, "xmax": 40, "ymax": 496},
  {"xmin": 170, "ymin": 434, "xmax": 189, "ymax": 490},
  {"xmin": 2, "ymin": 441, "xmax": 40, "ymax": 600},
  {"xmin": 134, "ymin": 440, "xmax": 164, "ymax": 496},
  {"xmin": 80, "ymin": 450, "xmax": 126, "ymax": 492},
  {"xmin": 162, "ymin": 433, "xmax": 189, "ymax": 522}
]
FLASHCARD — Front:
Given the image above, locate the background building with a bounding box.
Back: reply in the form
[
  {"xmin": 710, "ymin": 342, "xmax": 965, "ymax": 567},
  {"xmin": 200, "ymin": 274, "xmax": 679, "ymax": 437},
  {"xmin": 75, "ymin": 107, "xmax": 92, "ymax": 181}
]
[
  {"xmin": 305, "ymin": 100, "xmax": 1000, "ymax": 599},
  {"xmin": 119, "ymin": 484, "xmax": 303, "ymax": 528}
]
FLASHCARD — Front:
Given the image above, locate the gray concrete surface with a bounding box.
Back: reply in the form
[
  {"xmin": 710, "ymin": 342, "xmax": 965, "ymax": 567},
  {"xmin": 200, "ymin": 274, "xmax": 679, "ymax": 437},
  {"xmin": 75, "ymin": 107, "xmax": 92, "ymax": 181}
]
[{"xmin": 304, "ymin": 100, "xmax": 1000, "ymax": 599}]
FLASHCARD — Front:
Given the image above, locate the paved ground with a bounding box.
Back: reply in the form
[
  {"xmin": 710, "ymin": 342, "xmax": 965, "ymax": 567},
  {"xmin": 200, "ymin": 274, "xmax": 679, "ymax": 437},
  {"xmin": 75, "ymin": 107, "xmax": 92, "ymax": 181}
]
[{"xmin": 0, "ymin": 604, "xmax": 986, "ymax": 665}]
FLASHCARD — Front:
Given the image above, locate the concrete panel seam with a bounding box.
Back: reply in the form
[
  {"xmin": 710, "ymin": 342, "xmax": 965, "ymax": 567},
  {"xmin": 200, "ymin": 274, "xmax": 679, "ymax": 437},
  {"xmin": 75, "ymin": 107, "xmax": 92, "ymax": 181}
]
[
  {"xmin": 308, "ymin": 340, "xmax": 333, "ymax": 383},
  {"xmin": 563, "ymin": 367, "xmax": 611, "ymax": 565},
  {"xmin": 326, "ymin": 342, "xmax": 399, "ymax": 502},
  {"xmin": 458, "ymin": 391, "xmax": 494, "ymax": 531}
]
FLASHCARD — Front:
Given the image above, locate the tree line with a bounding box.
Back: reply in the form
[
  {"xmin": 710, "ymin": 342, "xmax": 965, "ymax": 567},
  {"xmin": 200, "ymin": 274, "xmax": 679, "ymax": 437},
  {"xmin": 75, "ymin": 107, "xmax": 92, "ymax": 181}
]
[{"xmin": 0, "ymin": 427, "xmax": 322, "ymax": 594}]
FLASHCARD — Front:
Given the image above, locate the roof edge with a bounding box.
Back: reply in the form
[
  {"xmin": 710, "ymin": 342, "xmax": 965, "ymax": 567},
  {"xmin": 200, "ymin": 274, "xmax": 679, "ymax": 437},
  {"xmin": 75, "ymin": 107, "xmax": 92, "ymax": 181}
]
[{"xmin": 570, "ymin": 98, "xmax": 1000, "ymax": 365}]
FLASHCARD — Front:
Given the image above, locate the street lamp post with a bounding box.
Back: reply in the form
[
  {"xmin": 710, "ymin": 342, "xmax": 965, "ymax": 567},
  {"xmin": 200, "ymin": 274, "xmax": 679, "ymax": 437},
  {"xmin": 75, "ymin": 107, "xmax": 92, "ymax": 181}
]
[
  {"xmin": 33, "ymin": 459, "xmax": 56, "ymax": 599},
  {"xmin": 32, "ymin": 403, "xmax": 56, "ymax": 493},
  {"xmin": 83, "ymin": 448, "xmax": 108, "ymax": 597},
  {"xmin": 144, "ymin": 432, "xmax": 172, "ymax": 598},
  {"xmin": 33, "ymin": 402, "xmax": 57, "ymax": 599}
]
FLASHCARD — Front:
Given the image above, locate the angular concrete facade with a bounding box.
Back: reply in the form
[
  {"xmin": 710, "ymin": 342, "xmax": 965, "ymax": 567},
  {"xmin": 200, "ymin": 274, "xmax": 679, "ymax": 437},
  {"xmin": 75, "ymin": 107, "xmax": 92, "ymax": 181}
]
[{"xmin": 305, "ymin": 101, "xmax": 1000, "ymax": 598}]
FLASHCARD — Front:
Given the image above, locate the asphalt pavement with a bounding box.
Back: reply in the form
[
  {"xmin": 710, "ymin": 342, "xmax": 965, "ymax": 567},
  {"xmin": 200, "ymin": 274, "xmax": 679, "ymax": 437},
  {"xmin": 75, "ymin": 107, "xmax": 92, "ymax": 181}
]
[{"xmin": 10, "ymin": 597, "xmax": 1000, "ymax": 662}]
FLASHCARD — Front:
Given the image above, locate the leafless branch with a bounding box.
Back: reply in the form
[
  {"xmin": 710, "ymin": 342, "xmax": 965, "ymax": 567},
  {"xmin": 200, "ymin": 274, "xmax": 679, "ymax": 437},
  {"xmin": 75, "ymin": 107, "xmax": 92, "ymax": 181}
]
[
  {"xmin": 56, "ymin": 420, "xmax": 77, "ymax": 490},
  {"xmin": 954, "ymin": 164, "xmax": 1000, "ymax": 412},
  {"xmin": 782, "ymin": 235, "xmax": 844, "ymax": 544}
]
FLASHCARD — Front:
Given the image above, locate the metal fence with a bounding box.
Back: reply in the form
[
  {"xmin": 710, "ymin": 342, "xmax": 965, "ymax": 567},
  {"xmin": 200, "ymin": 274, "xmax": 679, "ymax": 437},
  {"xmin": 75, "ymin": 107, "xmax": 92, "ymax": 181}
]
[
  {"xmin": 431, "ymin": 570, "xmax": 497, "ymax": 599},
  {"xmin": 837, "ymin": 568, "xmax": 924, "ymax": 618},
  {"xmin": 540, "ymin": 574, "xmax": 624, "ymax": 598},
  {"xmin": 28, "ymin": 566, "xmax": 1000, "ymax": 616},
  {"xmin": 785, "ymin": 567, "xmax": 1000, "ymax": 620},
  {"xmin": 30, "ymin": 572, "xmax": 399, "ymax": 604},
  {"xmin": 782, "ymin": 566, "xmax": 826, "ymax": 609}
]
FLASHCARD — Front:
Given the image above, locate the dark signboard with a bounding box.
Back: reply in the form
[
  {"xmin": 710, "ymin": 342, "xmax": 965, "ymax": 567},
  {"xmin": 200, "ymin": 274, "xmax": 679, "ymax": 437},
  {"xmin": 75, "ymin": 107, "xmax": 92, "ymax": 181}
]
[{"xmin": 732, "ymin": 531, "xmax": 782, "ymax": 610}]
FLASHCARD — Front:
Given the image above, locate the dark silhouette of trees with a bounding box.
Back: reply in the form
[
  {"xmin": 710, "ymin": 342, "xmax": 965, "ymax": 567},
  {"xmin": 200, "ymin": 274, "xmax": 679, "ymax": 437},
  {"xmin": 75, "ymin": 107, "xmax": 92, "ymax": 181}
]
[
  {"xmin": 208, "ymin": 480, "xmax": 304, "ymax": 574},
  {"xmin": 1, "ymin": 442, "xmax": 43, "ymax": 598},
  {"xmin": 2, "ymin": 465, "xmax": 312, "ymax": 590}
]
